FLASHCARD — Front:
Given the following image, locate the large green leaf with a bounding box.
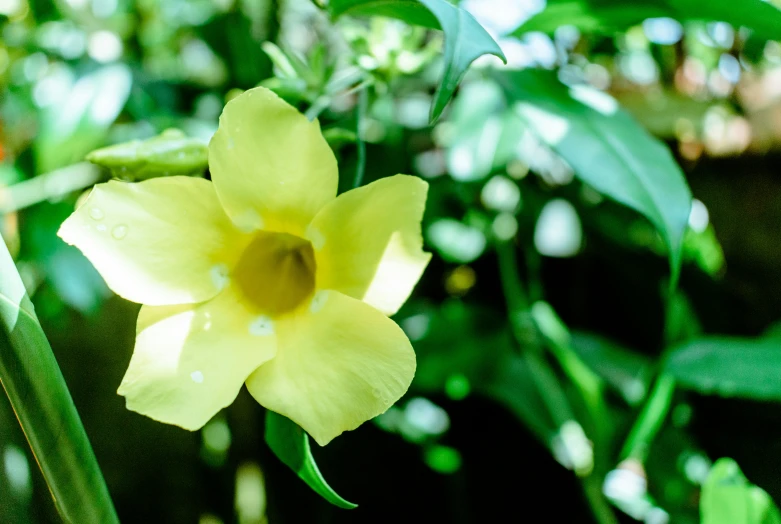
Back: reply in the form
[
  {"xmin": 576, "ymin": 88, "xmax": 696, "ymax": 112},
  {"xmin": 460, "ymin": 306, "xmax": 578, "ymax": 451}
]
[
  {"xmin": 496, "ymin": 69, "xmax": 692, "ymax": 283},
  {"xmin": 701, "ymin": 458, "xmax": 781, "ymax": 524},
  {"xmin": 514, "ymin": 0, "xmax": 781, "ymax": 41},
  {"xmin": 264, "ymin": 411, "xmax": 357, "ymax": 509},
  {"xmin": 664, "ymin": 335, "xmax": 781, "ymax": 401},
  {"xmin": 326, "ymin": 0, "xmax": 506, "ymax": 120},
  {"xmin": 0, "ymin": 236, "xmax": 118, "ymax": 523},
  {"xmin": 34, "ymin": 64, "xmax": 132, "ymax": 174}
]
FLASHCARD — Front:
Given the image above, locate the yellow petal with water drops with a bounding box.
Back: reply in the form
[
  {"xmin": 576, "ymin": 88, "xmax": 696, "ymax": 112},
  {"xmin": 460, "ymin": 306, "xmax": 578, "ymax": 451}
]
[
  {"xmin": 119, "ymin": 286, "xmax": 277, "ymax": 430},
  {"xmin": 209, "ymin": 87, "xmax": 338, "ymax": 235},
  {"xmin": 308, "ymin": 175, "xmax": 431, "ymax": 316},
  {"xmin": 58, "ymin": 177, "xmax": 248, "ymax": 306},
  {"xmin": 245, "ymin": 290, "xmax": 416, "ymax": 446}
]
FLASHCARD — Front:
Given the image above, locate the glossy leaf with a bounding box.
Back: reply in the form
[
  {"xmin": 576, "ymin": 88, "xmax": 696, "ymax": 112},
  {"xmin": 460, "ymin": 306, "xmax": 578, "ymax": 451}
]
[
  {"xmin": 701, "ymin": 458, "xmax": 781, "ymax": 524},
  {"xmin": 496, "ymin": 69, "xmax": 692, "ymax": 283},
  {"xmin": 0, "ymin": 235, "xmax": 118, "ymax": 523},
  {"xmin": 514, "ymin": 0, "xmax": 781, "ymax": 41},
  {"xmin": 665, "ymin": 336, "xmax": 781, "ymax": 401},
  {"xmin": 264, "ymin": 410, "xmax": 357, "ymax": 509},
  {"xmin": 325, "ymin": 0, "xmax": 506, "ymax": 120},
  {"xmin": 34, "ymin": 65, "xmax": 132, "ymax": 174}
]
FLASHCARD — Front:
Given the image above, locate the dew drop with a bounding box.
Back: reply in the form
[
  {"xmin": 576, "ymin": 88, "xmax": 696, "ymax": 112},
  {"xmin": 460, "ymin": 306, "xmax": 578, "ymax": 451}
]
[
  {"xmin": 249, "ymin": 316, "xmax": 274, "ymax": 336},
  {"xmin": 235, "ymin": 209, "xmax": 263, "ymax": 233},
  {"xmin": 111, "ymin": 224, "xmax": 128, "ymax": 239},
  {"xmin": 306, "ymin": 226, "xmax": 325, "ymax": 250},
  {"xmin": 227, "ymin": 138, "xmax": 235, "ymax": 150},
  {"xmin": 89, "ymin": 207, "xmax": 104, "ymax": 220},
  {"xmin": 96, "ymin": 224, "xmax": 107, "ymax": 232},
  {"xmin": 190, "ymin": 370, "xmax": 204, "ymax": 383},
  {"xmin": 309, "ymin": 291, "xmax": 329, "ymax": 313},
  {"xmin": 210, "ymin": 264, "xmax": 229, "ymax": 291},
  {"xmin": 372, "ymin": 388, "xmax": 382, "ymax": 398}
]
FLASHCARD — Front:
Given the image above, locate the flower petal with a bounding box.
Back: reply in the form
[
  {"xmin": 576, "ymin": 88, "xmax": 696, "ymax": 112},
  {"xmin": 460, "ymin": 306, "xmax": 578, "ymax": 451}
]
[
  {"xmin": 245, "ymin": 290, "xmax": 416, "ymax": 446},
  {"xmin": 58, "ymin": 177, "xmax": 247, "ymax": 306},
  {"xmin": 119, "ymin": 286, "xmax": 277, "ymax": 430},
  {"xmin": 209, "ymin": 87, "xmax": 338, "ymax": 235},
  {"xmin": 308, "ymin": 175, "xmax": 431, "ymax": 315}
]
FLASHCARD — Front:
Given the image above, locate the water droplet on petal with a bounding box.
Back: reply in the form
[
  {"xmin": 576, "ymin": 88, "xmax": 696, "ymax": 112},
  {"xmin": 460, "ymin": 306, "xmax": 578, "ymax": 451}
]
[
  {"xmin": 210, "ymin": 264, "xmax": 229, "ymax": 291},
  {"xmin": 96, "ymin": 224, "xmax": 107, "ymax": 232},
  {"xmin": 89, "ymin": 207, "xmax": 104, "ymax": 220},
  {"xmin": 235, "ymin": 209, "xmax": 263, "ymax": 233},
  {"xmin": 372, "ymin": 388, "xmax": 382, "ymax": 398},
  {"xmin": 309, "ymin": 291, "xmax": 329, "ymax": 313},
  {"xmin": 227, "ymin": 138, "xmax": 235, "ymax": 150},
  {"xmin": 190, "ymin": 371, "xmax": 204, "ymax": 383},
  {"xmin": 111, "ymin": 224, "xmax": 128, "ymax": 239},
  {"xmin": 249, "ymin": 316, "xmax": 274, "ymax": 336},
  {"xmin": 306, "ymin": 226, "xmax": 325, "ymax": 250}
]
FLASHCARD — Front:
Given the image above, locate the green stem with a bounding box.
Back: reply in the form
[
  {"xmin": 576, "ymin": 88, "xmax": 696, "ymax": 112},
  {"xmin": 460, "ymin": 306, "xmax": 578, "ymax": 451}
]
[
  {"xmin": 352, "ymin": 88, "xmax": 368, "ymax": 189},
  {"xmin": 497, "ymin": 241, "xmax": 617, "ymax": 524},
  {"xmin": 618, "ymin": 288, "xmax": 682, "ymax": 463},
  {"xmin": 619, "ymin": 373, "xmax": 676, "ymax": 462},
  {"xmin": 0, "ymin": 236, "xmax": 118, "ymax": 523},
  {"xmin": 496, "ymin": 241, "xmax": 575, "ymax": 425},
  {"xmin": 0, "ymin": 162, "xmax": 102, "ymax": 214}
]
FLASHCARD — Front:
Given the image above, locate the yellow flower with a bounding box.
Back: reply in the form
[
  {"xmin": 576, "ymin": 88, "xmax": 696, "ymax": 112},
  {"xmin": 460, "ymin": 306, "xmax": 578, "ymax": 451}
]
[{"xmin": 58, "ymin": 87, "xmax": 430, "ymax": 446}]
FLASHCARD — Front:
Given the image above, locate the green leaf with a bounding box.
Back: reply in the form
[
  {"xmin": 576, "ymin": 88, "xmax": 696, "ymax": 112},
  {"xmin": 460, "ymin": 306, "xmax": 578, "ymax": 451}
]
[
  {"xmin": 496, "ymin": 69, "xmax": 692, "ymax": 284},
  {"xmin": 0, "ymin": 235, "xmax": 118, "ymax": 523},
  {"xmin": 86, "ymin": 128, "xmax": 208, "ymax": 180},
  {"xmin": 701, "ymin": 458, "xmax": 781, "ymax": 524},
  {"xmin": 514, "ymin": 0, "xmax": 781, "ymax": 42},
  {"xmin": 264, "ymin": 411, "xmax": 357, "ymax": 509},
  {"xmin": 570, "ymin": 331, "xmax": 652, "ymax": 406},
  {"xmin": 34, "ymin": 65, "xmax": 132, "ymax": 174},
  {"xmin": 426, "ymin": 218, "xmax": 487, "ymax": 263},
  {"xmin": 327, "ymin": 0, "xmax": 439, "ymax": 28},
  {"xmin": 416, "ymin": 0, "xmax": 505, "ymax": 121},
  {"xmin": 325, "ymin": 0, "xmax": 506, "ymax": 120},
  {"xmin": 665, "ymin": 336, "xmax": 781, "ymax": 401}
]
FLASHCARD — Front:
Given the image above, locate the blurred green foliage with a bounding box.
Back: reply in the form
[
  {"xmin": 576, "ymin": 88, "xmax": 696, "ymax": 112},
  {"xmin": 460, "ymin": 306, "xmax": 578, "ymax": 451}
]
[{"xmin": 2, "ymin": 0, "xmax": 781, "ymax": 523}]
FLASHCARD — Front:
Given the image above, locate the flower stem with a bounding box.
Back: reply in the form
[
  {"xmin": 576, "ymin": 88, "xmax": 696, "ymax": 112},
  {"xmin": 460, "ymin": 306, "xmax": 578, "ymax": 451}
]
[
  {"xmin": 496, "ymin": 240, "xmax": 571, "ymax": 424},
  {"xmin": 0, "ymin": 235, "xmax": 118, "ymax": 523},
  {"xmin": 352, "ymin": 88, "xmax": 368, "ymax": 189},
  {"xmin": 619, "ymin": 373, "xmax": 676, "ymax": 462}
]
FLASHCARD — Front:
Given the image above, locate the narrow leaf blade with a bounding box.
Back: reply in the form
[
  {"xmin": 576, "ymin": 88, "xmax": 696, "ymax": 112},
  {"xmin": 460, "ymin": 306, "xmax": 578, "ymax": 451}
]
[
  {"xmin": 264, "ymin": 410, "xmax": 357, "ymax": 509},
  {"xmin": 0, "ymin": 236, "xmax": 118, "ymax": 523},
  {"xmin": 323, "ymin": 0, "xmax": 506, "ymax": 121},
  {"xmin": 417, "ymin": 0, "xmax": 506, "ymax": 121}
]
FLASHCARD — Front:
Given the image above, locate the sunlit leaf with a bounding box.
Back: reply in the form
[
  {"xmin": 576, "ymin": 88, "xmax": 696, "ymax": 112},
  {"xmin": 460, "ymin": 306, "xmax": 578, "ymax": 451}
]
[
  {"xmin": 264, "ymin": 411, "xmax": 357, "ymax": 509},
  {"xmin": 497, "ymin": 69, "xmax": 692, "ymax": 284},
  {"xmin": 0, "ymin": 236, "xmax": 118, "ymax": 522},
  {"xmin": 665, "ymin": 336, "xmax": 781, "ymax": 401},
  {"xmin": 514, "ymin": 0, "xmax": 781, "ymax": 41},
  {"xmin": 325, "ymin": 0, "xmax": 506, "ymax": 120},
  {"xmin": 35, "ymin": 65, "xmax": 132, "ymax": 174},
  {"xmin": 701, "ymin": 458, "xmax": 781, "ymax": 524}
]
